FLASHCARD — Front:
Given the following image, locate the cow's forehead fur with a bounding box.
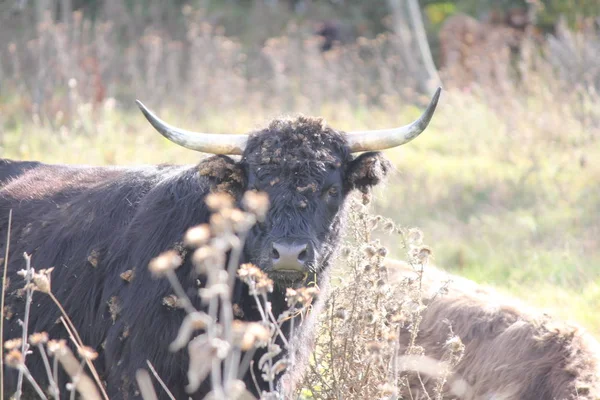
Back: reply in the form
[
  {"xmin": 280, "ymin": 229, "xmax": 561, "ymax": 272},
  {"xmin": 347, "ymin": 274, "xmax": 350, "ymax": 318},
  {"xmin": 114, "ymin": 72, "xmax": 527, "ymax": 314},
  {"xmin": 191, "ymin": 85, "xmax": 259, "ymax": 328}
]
[{"xmin": 242, "ymin": 115, "xmax": 351, "ymax": 176}]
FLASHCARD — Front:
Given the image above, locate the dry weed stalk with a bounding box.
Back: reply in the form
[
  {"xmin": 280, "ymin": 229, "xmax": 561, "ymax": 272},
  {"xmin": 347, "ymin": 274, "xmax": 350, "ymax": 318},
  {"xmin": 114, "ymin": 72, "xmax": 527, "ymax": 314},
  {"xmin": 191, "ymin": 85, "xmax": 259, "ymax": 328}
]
[
  {"xmin": 300, "ymin": 195, "xmax": 463, "ymax": 400},
  {"xmin": 0, "ymin": 209, "xmax": 12, "ymax": 400},
  {"xmin": 3, "ymin": 254, "xmax": 105, "ymax": 400},
  {"xmin": 143, "ymin": 190, "xmax": 317, "ymax": 399}
]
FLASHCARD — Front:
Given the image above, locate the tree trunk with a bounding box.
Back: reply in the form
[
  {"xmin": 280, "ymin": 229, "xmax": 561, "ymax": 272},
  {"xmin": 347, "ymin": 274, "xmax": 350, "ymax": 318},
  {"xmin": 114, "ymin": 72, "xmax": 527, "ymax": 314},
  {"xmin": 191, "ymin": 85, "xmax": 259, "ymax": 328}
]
[{"xmin": 387, "ymin": 0, "xmax": 441, "ymax": 94}]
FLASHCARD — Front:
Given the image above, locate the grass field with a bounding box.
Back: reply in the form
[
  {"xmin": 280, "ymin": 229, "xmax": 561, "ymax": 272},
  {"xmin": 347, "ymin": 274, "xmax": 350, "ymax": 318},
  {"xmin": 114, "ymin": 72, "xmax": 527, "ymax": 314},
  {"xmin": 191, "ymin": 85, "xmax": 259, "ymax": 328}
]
[{"xmin": 2, "ymin": 86, "xmax": 599, "ymax": 339}]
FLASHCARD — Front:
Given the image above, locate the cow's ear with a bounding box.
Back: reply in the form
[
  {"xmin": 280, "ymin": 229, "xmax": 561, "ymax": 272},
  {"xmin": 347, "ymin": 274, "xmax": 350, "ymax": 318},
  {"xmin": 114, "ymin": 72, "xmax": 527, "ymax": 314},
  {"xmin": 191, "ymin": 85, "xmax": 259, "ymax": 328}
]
[
  {"xmin": 345, "ymin": 152, "xmax": 391, "ymax": 193},
  {"xmin": 198, "ymin": 155, "xmax": 247, "ymax": 197}
]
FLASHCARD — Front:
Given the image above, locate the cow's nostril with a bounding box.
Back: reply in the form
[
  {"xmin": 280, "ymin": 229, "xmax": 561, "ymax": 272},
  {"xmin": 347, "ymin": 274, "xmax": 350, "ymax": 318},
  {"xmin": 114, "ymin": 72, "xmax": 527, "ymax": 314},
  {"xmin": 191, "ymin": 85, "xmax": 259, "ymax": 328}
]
[
  {"xmin": 298, "ymin": 249, "xmax": 307, "ymax": 262},
  {"xmin": 272, "ymin": 247, "xmax": 280, "ymax": 260}
]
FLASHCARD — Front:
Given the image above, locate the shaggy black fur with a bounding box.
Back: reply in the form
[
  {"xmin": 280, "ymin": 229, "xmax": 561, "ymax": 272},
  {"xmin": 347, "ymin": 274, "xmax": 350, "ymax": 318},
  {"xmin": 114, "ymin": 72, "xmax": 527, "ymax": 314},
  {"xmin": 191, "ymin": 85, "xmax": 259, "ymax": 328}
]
[
  {"xmin": 0, "ymin": 115, "xmax": 390, "ymax": 399},
  {"xmin": 0, "ymin": 159, "xmax": 41, "ymax": 185}
]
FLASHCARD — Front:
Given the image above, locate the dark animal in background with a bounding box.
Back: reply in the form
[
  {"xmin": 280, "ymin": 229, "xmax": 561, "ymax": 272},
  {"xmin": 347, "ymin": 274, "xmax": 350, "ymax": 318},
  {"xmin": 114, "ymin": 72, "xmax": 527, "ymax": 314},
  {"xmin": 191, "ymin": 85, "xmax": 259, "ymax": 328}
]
[
  {"xmin": 385, "ymin": 259, "xmax": 600, "ymax": 400},
  {"xmin": 0, "ymin": 88, "xmax": 441, "ymax": 399},
  {"xmin": 314, "ymin": 20, "xmax": 357, "ymax": 52}
]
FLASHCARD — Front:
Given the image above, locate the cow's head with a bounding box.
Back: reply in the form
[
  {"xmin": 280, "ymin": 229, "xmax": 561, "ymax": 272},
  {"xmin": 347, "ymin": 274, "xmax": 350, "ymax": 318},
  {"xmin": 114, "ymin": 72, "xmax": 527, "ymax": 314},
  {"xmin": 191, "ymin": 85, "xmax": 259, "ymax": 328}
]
[{"xmin": 136, "ymin": 88, "xmax": 441, "ymax": 283}]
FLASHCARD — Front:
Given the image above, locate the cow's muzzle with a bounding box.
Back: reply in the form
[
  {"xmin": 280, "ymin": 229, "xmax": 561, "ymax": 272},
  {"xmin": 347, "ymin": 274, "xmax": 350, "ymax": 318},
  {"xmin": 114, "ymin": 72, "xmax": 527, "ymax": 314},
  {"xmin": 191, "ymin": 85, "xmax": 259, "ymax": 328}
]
[{"xmin": 271, "ymin": 241, "xmax": 313, "ymax": 273}]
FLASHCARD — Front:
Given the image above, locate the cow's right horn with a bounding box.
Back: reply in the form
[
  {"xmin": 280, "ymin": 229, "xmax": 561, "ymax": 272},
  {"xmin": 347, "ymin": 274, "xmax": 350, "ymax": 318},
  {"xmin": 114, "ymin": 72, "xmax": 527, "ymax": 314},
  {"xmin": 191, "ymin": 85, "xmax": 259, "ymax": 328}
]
[
  {"xmin": 346, "ymin": 87, "xmax": 441, "ymax": 152},
  {"xmin": 136, "ymin": 100, "xmax": 248, "ymax": 155}
]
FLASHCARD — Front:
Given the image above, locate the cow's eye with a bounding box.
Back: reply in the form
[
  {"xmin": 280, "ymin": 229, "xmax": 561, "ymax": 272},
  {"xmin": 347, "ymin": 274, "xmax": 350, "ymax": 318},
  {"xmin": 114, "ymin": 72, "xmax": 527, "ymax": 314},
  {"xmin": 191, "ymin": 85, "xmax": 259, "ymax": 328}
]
[{"xmin": 327, "ymin": 186, "xmax": 340, "ymax": 198}]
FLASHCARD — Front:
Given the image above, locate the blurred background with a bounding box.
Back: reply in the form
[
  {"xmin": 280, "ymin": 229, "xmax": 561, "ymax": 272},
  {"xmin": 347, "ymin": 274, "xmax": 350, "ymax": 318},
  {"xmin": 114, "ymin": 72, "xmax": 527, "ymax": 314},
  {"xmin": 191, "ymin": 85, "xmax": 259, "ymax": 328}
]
[{"xmin": 0, "ymin": 0, "xmax": 598, "ymax": 336}]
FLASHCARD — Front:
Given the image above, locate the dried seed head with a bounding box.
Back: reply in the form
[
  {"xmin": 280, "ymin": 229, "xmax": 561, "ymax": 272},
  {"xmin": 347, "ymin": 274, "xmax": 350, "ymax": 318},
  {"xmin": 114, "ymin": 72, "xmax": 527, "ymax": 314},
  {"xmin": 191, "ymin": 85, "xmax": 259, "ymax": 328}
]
[
  {"xmin": 149, "ymin": 250, "xmax": 182, "ymax": 277},
  {"xmin": 445, "ymin": 335, "xmax": 465, "ymax": 353},
  {"xmin": 120, "ymin": 269, "xmax": 135, "ymax": 283},
  {"xmin": 5, "ymin": 350, "xmax": 24, "ymax": 367},
  {"xmin": 184, "ymin": 224, "xmax": 211, "ymax": 248},
  {"xmin": 378, "ymin": 383, "xmax": 397, "ymax": 396},
  {"xmin": 377, "ymin": 247, "xmax": 388, "ymax": 257},
  {"xmin": 368, "ymin": 216, "xmax": 380, "ymax": 230},
  {"xmin": 29, "ymin": 332, "xmax": 49, "ymax": 346},
  {"xmin": 363, "ymin": 245, "xmax": 377, "ymax": 257},
  {"xmin": 4, "ymin": 338, "xmax": 22, "ymax": 350},
  {"xmin": 366, "ymin": 341, "xmax": 383, "ymax": 354},
  {"xmin": 47, "ymin": 339, "xmax": 67, "ymax": 355},
  {"xmin": 87, "ymin": 250, "xmax": 99, "ymax": 268},
  {"xmin": 220, "ymin": 208, "xmax": 255, "ymax": 233},
  {"xmin": 362, "ymin": 192, "xmax": 371, "ymax": 205},
  {"xmin": 238, "ymin": 263, "xmax": 274, "ymax": 294},
  {"xmin": 232, "ymin": 321, "xmax": 270, "ymax": 350},
  {"xmin": 108, "ymin": 296, "xmax": 121, "ymax": 323},
  {"xmin": 362, "ymin": 311, "xmax": 376, "ymax": 325},
  {"xmin": 78, "ymin": 346, "xmax": 98, "ymax": 361},
  {"xmin": 286, "ymin": 287, "xmax": 319, "ymax": 306},
  {"xmin": 411, "ymin": 245, "xmax": 432, "ymax": 264},
  {"xmin": 242, "ymin": 191, "xmax": 270, "ymax": 221},
  {"xmin": 192, "ymin": 245, "xmax": 225, "ymax": 272},
  {"xmin": 383, "ymin": 220, "xmax": 395, "ymax": 233},
  {"xmin": 32, "ymin": 268, "xmax": 54, "ymax": 294},
  {"xmin": 205, "ymin": 192, "xmax": 234, "ymax": 211},
  {"xmin": 334, "ymin": 309, "xmax": 348, "ymax": 320},
  {"xmin": 163, "ymin": 294, "xmax": 184, "ymax": 309},
  {"xmin": 255, "ymin": 277, "xmax": 274, "ymax": 295},
  {"xmin": 407, "ymin": 228, "xmax": 424, "ymax": 245},
  {"xmin": 209, "ymin": 212, "xmax": 232, "ymax": 235},
  {"xmin": 3, "ymin": 306, "xmax": 13, "ymax": 320}
]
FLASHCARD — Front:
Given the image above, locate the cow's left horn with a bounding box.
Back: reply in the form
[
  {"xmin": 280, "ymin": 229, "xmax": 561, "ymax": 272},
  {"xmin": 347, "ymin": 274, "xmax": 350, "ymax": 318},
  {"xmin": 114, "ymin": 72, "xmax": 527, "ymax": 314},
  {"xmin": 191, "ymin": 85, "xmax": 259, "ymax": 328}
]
[
  {"xmin": 136, "ymin": 100, "xmax": 248, "ymax": 155},
  {"xmin": 346, "ymin": 87, "xmax": 441, "ymax": 152}
]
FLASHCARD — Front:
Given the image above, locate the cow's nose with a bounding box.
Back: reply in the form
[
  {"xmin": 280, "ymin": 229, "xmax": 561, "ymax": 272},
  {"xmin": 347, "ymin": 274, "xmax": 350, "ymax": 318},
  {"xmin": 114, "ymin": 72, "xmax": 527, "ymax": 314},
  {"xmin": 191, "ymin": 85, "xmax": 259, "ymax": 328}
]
[{"xmin": 271, "ymin": 242, "xmax": 310, "ymax": 271}]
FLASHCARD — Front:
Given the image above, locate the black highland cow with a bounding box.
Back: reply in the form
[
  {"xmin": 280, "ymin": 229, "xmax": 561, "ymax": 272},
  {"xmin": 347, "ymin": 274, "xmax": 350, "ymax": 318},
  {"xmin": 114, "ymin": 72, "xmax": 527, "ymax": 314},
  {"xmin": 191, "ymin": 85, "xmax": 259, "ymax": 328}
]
[{"xmin": 1, "ymin": 88, "xmax": 440, "ymax": 399}]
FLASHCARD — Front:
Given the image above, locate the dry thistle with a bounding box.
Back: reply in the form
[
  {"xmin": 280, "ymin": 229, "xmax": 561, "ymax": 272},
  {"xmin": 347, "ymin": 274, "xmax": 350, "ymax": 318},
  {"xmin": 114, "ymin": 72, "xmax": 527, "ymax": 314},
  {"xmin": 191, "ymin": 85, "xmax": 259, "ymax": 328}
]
[
  {"xmin": 407, "ymin": 228, "xmax": 424, "ymax": 245},
  {"xmin": 232, "ymin": 321, "xmax": 270, "ymax": 350},
  {"xmin": 29, "ymin": 332, "xmax": 49, "ymax": 345},
  {"xmin": 445, "ymin": 335, "xmax": 465, "ymax": 354},
  {"xmin": 382, "ymin": 220, "xmax": 395, "ymax": 233},
  {"xmin": 77, "ymin": 346, "xmax": 99, "ymax": 361},
  {"xmin": 87, "ymin": 250, "xmax": 100, "ymax": 268},
  {"xmin": 149, "ymin": 250, "xmax": 183, "ymax": 277},
  {"xmin": 205, "ymin": 192, "xmax": 234, "ymax": 211},
  {"xmin": 333, "ymin": 309, "xmax": 348, "ymax": 320},
  {"xmin": 363, "ymin": 245, "xmax": 377, "ymax": 258},
  {"xmin": 209, "ymin": 212, "xmax": 233, "ymax": 235},
  {"xmin": 4, "ymin": 338, "xmax": 22, "ymax": 350},
  {"xmin": 46, "ymin": 339, "xmax": 67, "ymax": 355},
  {"xmin": 184, "ymin": 224, "xmax": 212, "ymax": 247},
  {"xmin": 32, "ymin": 267, "xmax": 54, "ymax": 293},
  {"xmin": 5, "ymin": 349, "xmax": 24, "ymax": 367},
  {"xmin": 238, "ymin": 263, "xmax": 273, "ymax": 295},
  {"xmin": 107, "ymin": 296, "xmax": 122, "ymax": 323},
  {"xmin": 410, "ymin": 245, "xmax": 433, "ymax": 264},
  {"xmin": 120, "ymin": 269, "xmax": 135, "ymax": 283},
  {"xmin": 242, "ymin": 191, "xmax": 270, "ymax": 221},
  {"xmin": 162, "ymin": 294, "xmax": 184, "ymax": 309},
  {"xmin": 377, "ymin": 247, "xmax": 388, "ymax": 257}
]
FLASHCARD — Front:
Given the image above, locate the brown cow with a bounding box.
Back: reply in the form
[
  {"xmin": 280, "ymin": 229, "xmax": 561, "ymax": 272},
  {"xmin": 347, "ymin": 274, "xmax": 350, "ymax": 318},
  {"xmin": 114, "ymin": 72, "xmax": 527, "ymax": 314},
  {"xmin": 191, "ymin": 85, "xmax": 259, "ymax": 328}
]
[{"xmin": 386, "ymin": 259, "xmax": 600, "ymax": 400}]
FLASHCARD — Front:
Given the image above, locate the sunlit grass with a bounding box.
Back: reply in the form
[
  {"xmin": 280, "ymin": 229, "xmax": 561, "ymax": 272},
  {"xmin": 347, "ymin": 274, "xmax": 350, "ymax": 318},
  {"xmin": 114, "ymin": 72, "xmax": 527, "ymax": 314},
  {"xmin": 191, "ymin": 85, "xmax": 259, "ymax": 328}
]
[{"xmin": 1, "ymin": 89, "xmax": 599, "ymax": 338}]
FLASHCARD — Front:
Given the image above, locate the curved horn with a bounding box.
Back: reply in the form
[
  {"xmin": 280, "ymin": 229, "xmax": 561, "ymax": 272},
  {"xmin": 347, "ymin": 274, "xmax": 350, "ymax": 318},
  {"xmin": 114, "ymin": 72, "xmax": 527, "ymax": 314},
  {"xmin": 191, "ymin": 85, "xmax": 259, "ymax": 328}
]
[
  {"xmin": 346, "ymin": 87, "xmax": 442, "ymax": 152},
  {"xmin": 136, "ymin": 100, "xmax": 248, "ymax": 155}
]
